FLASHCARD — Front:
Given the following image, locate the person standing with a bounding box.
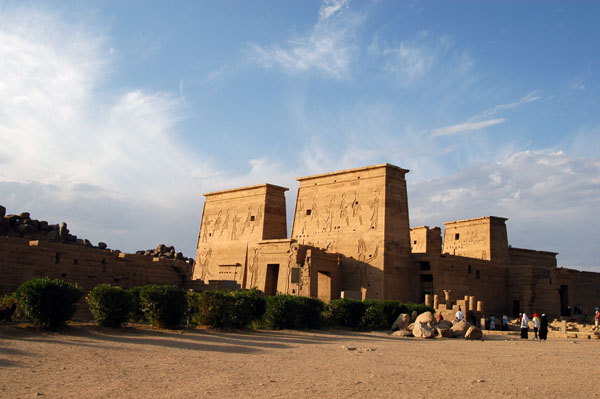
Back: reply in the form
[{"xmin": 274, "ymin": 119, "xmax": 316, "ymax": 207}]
[
  {"xmin": 595, "ymin": 310, "xmax": 600, "ymax": 330},
  {"xmin": 502, "ymin": 315, "xmax": 508, "ymax": 331},
  {"xmin": 532, "ymin": 313, "xmax": 540, "ymax": 339},
  {"xmin": 455, "ymin": 306, "xmax": 464, "ymax": 322},
  {"xmin": 520, "ymin": 313, "xmax": 529, "ymax": 339},
  {"xmin": 539, "ymin": 314, "xmax": 549, "ymax": 340},
  {"xmin": 489, "ymin": 314, "xmax": 496, "ymax": 330}
]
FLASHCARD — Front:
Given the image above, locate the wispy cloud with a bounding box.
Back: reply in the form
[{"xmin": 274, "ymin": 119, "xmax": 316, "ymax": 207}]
[
  {"xmin": 481, "ymin": 91, "xmax": 541, "ymax": 117},
  {"xmin": 373, "ymin": 31, "xmax": 475, "ymax": 86},
  {"xmin": 430, "ymin": 118, "xmax": 505, "ymax": 138},
  {"xmin": 247, "ymin": 0, "xmax": 362, "ymax": 79}
]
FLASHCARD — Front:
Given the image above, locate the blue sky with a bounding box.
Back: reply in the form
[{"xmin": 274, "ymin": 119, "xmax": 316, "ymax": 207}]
[{"xmin": 1, "ymin": 0, "xmax": 599, "ymax": 270}]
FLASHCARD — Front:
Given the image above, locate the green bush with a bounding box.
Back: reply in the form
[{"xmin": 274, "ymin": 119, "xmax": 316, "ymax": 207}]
[
  {"xmin": 191, "ymin": 289, "xmax": 265, "ymax": 329},
  {"xmin": 139, "ymin": 285, "xmax": 187, "ymax": 328},
  {"xmin": 0, "ymin": 293, "xmax": 19, "ymax": 321},
  {"xmin": 262, "ymin": 295, "xmax": 324, "ymax": 330},
  {"xmin": 15, "ymin": 277, "xmax": 83, "ymax": 330},
  {"xmin": 360, "ymin": 300, "xmax": 404, "ymax": 330},
  {"xmin": 87, "ymin": 284, "xmax": 134, "ymax": 327},
  {"xmin": 323, "ymin": 299, "xmax": 366, "ymax": 329},
  {"xmin": 405, "ymin": 302, "xmax": 434, "ymax": 315},
  {"xmin": 127, "ymin": 286, "xmax": 145, "ymax": 323}
]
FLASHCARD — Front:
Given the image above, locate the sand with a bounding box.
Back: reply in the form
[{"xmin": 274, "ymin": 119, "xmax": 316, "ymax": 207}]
[{"xmin": 1, "ymin": 323, "xmax": 597, "ymax": 398}]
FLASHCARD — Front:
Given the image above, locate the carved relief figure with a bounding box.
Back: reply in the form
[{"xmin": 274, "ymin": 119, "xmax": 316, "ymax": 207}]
[
  {"xmin": 369, "ymin": 192, "xmax": 380, "ymax": 230},
  {"xmin": 197, "ymin": 247, "xmax": 213, "ymax": 281},
  {"xmin": 248, "ymin": 247, "xmax": 260, "ymax": 288},
  {"xmin": 212, "ymin": 210, "xmax": 222, "ymax": 238},
  {"xmin": 296, "ymin": 199, "xmax": 306, "ymax": 234},
  {"xmin": 352, "ymin": 191, "xmax": 362, "ymax": 225},
  {"xmin": 220, "ymin": 209, "xmax": 230, "ymax": 237},
  {"xmin": 354, "ymin": 238, "xmax": 379, "ymax": 287},
  {"xmin": 201, "ymin": 216, "xmax": 211, "ymax": 242},
  {"xmin": 310, "ymin": 197, "xmax": 319, "ymax": 229},
  {"xmin": 285, "ymin": 244, "xmax": 299, "ymax": 294},
  {"xmin": 241, "ymin": 205, "xmax": 253, "ymax": 235},
  {"xmin": 339, "ymin": 193, "xmax": 349, "ymax": 227},
  {"xmin": 251, "ymin": 202, "xmax": 263, "ymax": 234},
  {"xmin": 323, "ymin": 195, "xmax": 336, "ymax": 232},
  {"xmin": 231, "ymin": 214, "xmax": 240, "ymax": 240}
]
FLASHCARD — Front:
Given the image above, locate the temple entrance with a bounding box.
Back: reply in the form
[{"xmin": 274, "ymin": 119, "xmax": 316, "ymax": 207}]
[
  {"xmin": 264, "ymin": 264, "xmax": 280, "ymax": 296},
  {"xmin": 419, "ymin": 274, "xmax": 433, "ymax": 302},
  {"xmin": 512, "ymin": 300, "xmax": 520, "ymax": 317}
]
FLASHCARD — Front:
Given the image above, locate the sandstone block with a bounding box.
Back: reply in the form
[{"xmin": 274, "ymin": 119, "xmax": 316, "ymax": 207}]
[
  {"xmin": 410, "ymin": 310, "xmax": 418, "ymax": 322},
  {"xmin": 392, "ymin": 329, "xmax": 413, "ymax": 337},
  {"xmin": 0, "ymin": 205, "xmax": 6, "ymax": 217},
  {"xmin": 412, "ymin": 321, "xmax": 435, "ymax": 338},
  {"xmin": 435, "ymin": 326, "xmax": 454, "ymax": 338},
  {"xmin": 451, "ymin": 320, "xmax": 471, "ymax": 338},
  {"xmin": 391, "ymin": 313, "xmax": 411, "ymax": 331},
  {"xmin": 464, "ymin": 326, "xmax": 483, "ymax": 340},
  {"xmin": 437, "ymin": 320, "xmax": 453, "ymax": 329},
  {"xmin": 415, "ymin": 311, "xmax": 435, "ymax": 327}
]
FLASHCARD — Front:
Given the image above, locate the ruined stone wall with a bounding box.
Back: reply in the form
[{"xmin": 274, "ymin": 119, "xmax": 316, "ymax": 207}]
[
  {"xmin": 0, "ymin": 236, "xmax": 191, "ymax": 319},
  {"xmin": 443, "ymin": 217, "xmax": 509, "ymax": 263},
  {"xmin": 194, "ymin": 184, "xmax": 288, "ymax": 286},
  {"xmin": 509, "ymin": 247, "xmax": 557, "ymax": 269},
  {"xmin": 414, "ymin": 253, "xmax": 509, "ymax": 315},
  {"xmin": 292, "ymin": 164, "xmax": 412, "ymax": 300}
]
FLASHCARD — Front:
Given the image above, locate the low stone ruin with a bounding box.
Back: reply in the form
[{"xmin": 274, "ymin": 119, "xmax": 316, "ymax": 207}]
[
  {"xmin": 0, "ymin": 205, "xmax": 108, "ymax": 250},
  {"xmin": 391, "ymin": 311, "xmax": 483, "ymax": 340},
  {"xmin": 136, "ymin": 244, "xmax": 195, "ymax": 265}
]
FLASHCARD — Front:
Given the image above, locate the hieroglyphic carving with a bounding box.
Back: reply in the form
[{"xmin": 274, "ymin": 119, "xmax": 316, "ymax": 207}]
[
  {"xmin": 201, "ymin": 216, "xmax": 211, "ymax": 242},
  {"xmin": 285, "ymin": 243, "xmax": 299, "ymax": 294},
  {"xmin": 197, "ymin": 247, "xmax": 213, "ymax": 281},
  {"xmin": 352, "ymin": 191, "xmax": 362, "ymax": 225},
  {"xmin": 296, "ymin": 199, "xmax": 306, "ymax": 234},
  {"xmin": 212, "ymin": 210, "xmax": 222, "ymax": 237},
  {"xmin": 369, "ymin": 191, "xmax": 380, "ymax": 230},
  {"xmin": 339, "ymin": 193, "xmax": 349, "ymax": 227}
]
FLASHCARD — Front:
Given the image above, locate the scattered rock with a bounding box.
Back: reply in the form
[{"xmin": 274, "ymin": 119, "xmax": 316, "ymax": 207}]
[
  {"xmin": 392, "ymin": 329, "xmax": 413, "ymax": 337},
  {"xmin": 435, "ymin": 326, "xmax": 454, "ymax": 338},
  {"xmin": 391, "ymin": 313, "xmax": 411, "ymax": 331},
  {"xmin": 415, "ymin": 311, "xmax": 436, "ymax": 327},
  {"xmin": 464, "ymin": 326, "xmax": 483, "ymax": 340},
  {"xmin": 451, "ymin": 320, "xmax": 471, "ymax": 338},
  {"xmin": 412, "ymin": 321, "xmax": 435, "ymax": 338},
  {"xmin": 0, "ymin": 205, "xmax": 5, "ymax": 218},
  {"xmin": 410, "ymin": 310, "xmax": 418, "ymax": 322}
]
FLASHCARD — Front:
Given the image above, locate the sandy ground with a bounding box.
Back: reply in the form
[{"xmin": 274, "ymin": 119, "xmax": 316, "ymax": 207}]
[{"xmin": 1, "ymin": 323, "xmax": 598, "ymax": 399}]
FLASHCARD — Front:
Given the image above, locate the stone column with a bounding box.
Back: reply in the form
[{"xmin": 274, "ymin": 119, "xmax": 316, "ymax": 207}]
[
  {"xmin": 425, "ymin": 294, "xmax": 432, "ymax": 306},
  {"xmin": 469, "ymin": 296, "xmax": 475, "ymax": 311},
  {"xmin": 561, "ymin": 320, "xmax": 567, "ymax": 334},
  {"xmin": 443, "ymin": 289, "xmax": 452, "ymax": 304},
  {"xmin": 433, "ymin": 294, "xmax": 439, "ymax": 309},
  {"xmin": 477, "ymin": 300, "xmax": 484, "ymax": 313}
]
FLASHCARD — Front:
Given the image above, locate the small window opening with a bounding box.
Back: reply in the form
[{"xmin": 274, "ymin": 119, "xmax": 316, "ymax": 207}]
[
  {"xmin": 61, "ymin": 273, "xmax": 67, "ymax": 278},
  {"xmin": 455, "ymin": 233, "xmax": 460, "ymax": 240},
  {"xmin": 413, "ymin": 240, "xmax": 417, "ymax": 245},
  {"xmin": 73, "ymin": 259, "xmax": 78, "ymax": 265},
  {"xmin": 54, "ymin": 253, "xmax": 60, "ymax": 264},
  {"xmin": 306, "ymin": 209, "xmax": 312, "ymax": 216},
  {"xmin": 250, "ymin": 215, "xmax": 255, "ymax": 221},
  {"xmin": 476, "ymin": 270, "xmax": 480, "ymax": 279},
  {"xmin": 468, "ymin": 265, "xmax": 472, "ymax": 274},
  {"xmin": 113, "ymin": 278, "xmax": 120, "ymax": 283}
]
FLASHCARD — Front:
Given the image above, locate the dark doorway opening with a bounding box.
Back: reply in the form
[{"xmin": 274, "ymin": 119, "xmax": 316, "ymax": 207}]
[
  {"xmin": 419, "ymin": 274, "xmax": 433, "ymax": 302},
  {"xmin": 560, "ymin": 285, "xmax": 569, "ymax": 316},
  {"xmin": 512, "ymin": 300, "xmax": 520, "ymax": 317},
  {"xmin": 264, "ymin": 264, "xmax": 280, "ymax": 296}
]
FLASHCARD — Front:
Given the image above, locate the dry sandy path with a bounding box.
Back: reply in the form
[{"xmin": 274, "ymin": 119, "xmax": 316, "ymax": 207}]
[{"xmin": 1, "ymin": 323, "xmax": 597, "ymax": 398}]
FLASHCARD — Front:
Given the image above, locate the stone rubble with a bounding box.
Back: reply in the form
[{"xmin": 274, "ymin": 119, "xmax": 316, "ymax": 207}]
[{"xmin": 390, "ymin": 311, "xmax": 483, "ymax": 340}]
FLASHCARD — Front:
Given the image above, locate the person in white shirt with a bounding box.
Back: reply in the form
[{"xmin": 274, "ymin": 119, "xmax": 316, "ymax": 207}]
[
  {"xmin": 455, "ymin": 306, "xmax": 464, "ymax": 322},
  {"xmin": 520, "ymin": 313, "xmax": 529, "ymax": 339}
]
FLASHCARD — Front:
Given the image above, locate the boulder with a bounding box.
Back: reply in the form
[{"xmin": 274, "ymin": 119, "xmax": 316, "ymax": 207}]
[
  {"xmin": 19, "ymin": 212, "xmax": 30, "ymax": 220},
  {"xmin": 391, "ymin": 313, "xmax": 411, "ymax": 331},
  {"xmin": 415, "ymin": 311, "xmax": 436, "ymax": 327},
  {"xmin": 410, "ymin": 310, "xmax": 418, "ymax": 322},
  {"xmin": 59, "ymin": 222, "xmax": 69, "ymax": 239},
  {"xmin": 392, "ymin": 329, "xmax": 413, "ymax": 337},
  {"xmin": 412, "ymin": 321, "xmax": 435, "ymax": 338},
  {"xmin": 435, "ymin": 326, "xmax": 454, "ymax": 338},
  {"xmin": 98, "ymin": 242, "xmax": 108, "ymax": 250},
  {"xmin": 465, "ymin": 326, "xmax": 483, "ymax": 340},
  {"xmin": 451, "ymin": 320, "xmax": 471, "ymax": 338},
  {"xmin": 0, "ymin": 205, "xmax": 5, "ymax": 218}
]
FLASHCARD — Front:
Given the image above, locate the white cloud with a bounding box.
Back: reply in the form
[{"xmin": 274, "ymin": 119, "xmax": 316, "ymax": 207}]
[
  {"xmin": 247, "ymin": 0, "xmax": 362, "ymax": 79},
  {"xmin": 481, "ymin": 91, "xmax": 541, "ymax": 118},
  {"xmin": 430, "ymin": 118, "xmax": 505, "ymax": 138}
]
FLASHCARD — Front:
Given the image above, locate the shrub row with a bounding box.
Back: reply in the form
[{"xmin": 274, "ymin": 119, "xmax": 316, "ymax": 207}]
[{"xmin": 9, "ymin": 278, "xmax": 432, "ymax": 331}]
